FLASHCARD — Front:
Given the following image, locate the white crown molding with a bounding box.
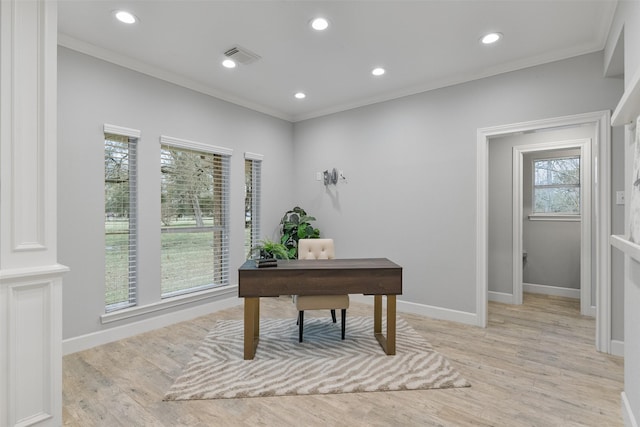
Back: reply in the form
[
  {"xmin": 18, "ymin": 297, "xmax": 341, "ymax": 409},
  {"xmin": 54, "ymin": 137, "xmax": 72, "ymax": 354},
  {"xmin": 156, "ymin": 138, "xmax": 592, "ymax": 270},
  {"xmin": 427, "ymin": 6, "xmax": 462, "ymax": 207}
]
[
  {"xmin": 58, "ymin": 34, "xmax": 293, "ymax": 123},
  {"xmin": 292, "ymin": 42, "xmax": 606, "ymax": 122},
  {"xmin": 59, "ymin": 34, "xmax": 606, "ymax": 124}
]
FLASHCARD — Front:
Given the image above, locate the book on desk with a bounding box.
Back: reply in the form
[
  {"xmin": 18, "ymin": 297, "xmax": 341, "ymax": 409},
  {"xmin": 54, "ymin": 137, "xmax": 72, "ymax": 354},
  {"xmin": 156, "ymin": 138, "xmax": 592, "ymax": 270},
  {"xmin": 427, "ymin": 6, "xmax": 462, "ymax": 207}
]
[{"xmin": 255, "ymin": 258, "xmax": 278, "ymax": 268}]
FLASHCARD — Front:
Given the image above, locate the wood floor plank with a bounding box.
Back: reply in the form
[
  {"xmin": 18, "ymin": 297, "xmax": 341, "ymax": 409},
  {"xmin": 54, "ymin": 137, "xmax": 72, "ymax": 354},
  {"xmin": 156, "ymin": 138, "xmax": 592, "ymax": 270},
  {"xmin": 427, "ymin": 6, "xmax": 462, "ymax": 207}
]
[{"xmin": 63, "ymin": 293, "xmax": 623, "ymax": 426}]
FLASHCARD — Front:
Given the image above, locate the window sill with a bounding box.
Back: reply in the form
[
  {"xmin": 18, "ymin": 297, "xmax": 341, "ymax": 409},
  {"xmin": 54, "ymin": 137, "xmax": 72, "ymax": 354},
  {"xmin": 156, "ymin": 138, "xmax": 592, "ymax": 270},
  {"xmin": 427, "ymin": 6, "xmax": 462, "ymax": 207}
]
[
  {"xmin": 100, "ymin": 284, "xmax": 238, "ymax": 324},
  {"xmin": 528, "ymin": 215, "xmax": 581, "ymax": 222}
]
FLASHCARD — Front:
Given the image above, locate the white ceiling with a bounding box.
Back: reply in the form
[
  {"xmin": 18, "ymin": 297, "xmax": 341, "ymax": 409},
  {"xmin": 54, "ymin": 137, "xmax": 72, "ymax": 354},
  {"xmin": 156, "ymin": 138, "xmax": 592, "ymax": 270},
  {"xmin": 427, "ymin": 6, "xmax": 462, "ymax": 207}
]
[{"xmin": 58, "ymin": 0, "xmax": 618, "ymax": 122}]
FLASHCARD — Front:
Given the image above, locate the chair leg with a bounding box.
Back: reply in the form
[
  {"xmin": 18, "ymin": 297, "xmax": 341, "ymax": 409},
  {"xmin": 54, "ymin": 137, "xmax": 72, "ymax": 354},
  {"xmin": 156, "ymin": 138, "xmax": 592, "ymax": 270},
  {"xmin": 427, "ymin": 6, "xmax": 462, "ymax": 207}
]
[
  {"xmin": 341, "ymin": 309, "xmax": 346, "ymax": 340},
  {"xmin": 331, "ymin": 309, "xmax": 337, "ymax": 323},
  {"xmin": 298, "ymin": 311, "xmax": 304, "ymax": 342}
]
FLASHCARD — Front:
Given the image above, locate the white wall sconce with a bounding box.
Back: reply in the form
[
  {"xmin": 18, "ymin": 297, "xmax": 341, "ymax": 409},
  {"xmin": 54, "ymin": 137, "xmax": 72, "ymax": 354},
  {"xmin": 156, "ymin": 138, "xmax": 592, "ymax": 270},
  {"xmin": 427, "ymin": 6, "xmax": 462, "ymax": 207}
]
[
  {"xmin": 323, "ymin": 168, "xmax": 338, "ymax": 185},
  {"xmin": 323, "ymin": 168, "xmax": 348, "ymax": 185}
]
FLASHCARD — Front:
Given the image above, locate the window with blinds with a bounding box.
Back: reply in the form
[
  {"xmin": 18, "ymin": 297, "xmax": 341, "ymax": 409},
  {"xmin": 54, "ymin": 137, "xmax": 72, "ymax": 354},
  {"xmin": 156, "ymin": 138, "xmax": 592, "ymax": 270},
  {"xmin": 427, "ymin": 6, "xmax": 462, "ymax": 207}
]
[
  {"xmin": 533, "ymin": 156, "xmax": 581, "ymax": 215},
  {"xmin": 244, "ymin": 153, "xmax": 263, "ymax": 259},
  {"xmin": 160, "ymin": 137, "xmax": 231, "ymax": 298},
  {"xmin": 104, "ymin": 129, "xmax": 138, "ymax": 312}
]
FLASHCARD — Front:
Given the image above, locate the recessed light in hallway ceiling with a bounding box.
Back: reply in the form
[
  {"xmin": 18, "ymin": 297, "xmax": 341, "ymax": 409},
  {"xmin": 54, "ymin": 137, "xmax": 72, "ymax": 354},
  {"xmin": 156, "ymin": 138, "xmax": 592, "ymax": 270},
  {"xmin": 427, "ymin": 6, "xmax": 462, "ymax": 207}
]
[
  {"xmin": 114, "ymin": 10, "xmax": 137, "ymax": 24},
  {"xmin": 310, "ymin": 17, "xmax": 329, "ymax": 31},
  {"xmin": 480, "ymin": 32, "xmax": 503, "ymax": 45}
]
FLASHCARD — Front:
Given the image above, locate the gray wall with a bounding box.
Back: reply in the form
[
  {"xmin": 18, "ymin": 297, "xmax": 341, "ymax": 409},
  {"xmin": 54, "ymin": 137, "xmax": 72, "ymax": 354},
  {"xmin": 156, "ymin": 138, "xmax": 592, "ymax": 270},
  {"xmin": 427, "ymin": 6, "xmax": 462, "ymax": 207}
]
[
  {"xmin": 522, "ymin": 149, "xmax": 581, "ymax": 288},
  {"xmin": 292, "ymin": 51, "xmax": 623, "ymax": 320},
  {"xmin": 58, "ymin": 47, "xmax": 294, "ymax": 339}
]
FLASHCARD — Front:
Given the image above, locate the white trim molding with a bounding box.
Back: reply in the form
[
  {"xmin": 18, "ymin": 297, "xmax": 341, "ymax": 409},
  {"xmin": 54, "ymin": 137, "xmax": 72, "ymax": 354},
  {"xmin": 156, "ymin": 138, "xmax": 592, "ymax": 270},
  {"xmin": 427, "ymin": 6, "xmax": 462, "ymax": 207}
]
[
  {"xmin": 610, "ymin": 339, "xmax": 624, "ymax": 358},
  {"xmin": 103, "ymin": 123, "xmax": 141, "ymax": 139},
  {"xmin": 349, "ymin": 295, "xmax": 478, "ymax": 326},
  {"xmin": 622, "ymin": 392, "xmax": 639, "ymax": 427},
  {"xmin": 64, "ymin": 291, "xmax": 241, "ymax": 355},
  {"xmin": 488, "ymin": 291, "xmax": 514, "ymax": 304},
  {"xmin": 160, "ymin": 135, "xmax": 233, "ymax": 156},
  {"xmin": 100, "ymin": 285, "xmax": 237, "ymax": 324},
  {"xmin": 477, "ymin": 111, "xmax": 611, "ymax": 354},
  {"xmin": 244, "ymin": 152, "xmax": 264, "ymax": 161},
  {"xmin": 522, "ymin": 283, "xmax": 580, "ymax": 299}
]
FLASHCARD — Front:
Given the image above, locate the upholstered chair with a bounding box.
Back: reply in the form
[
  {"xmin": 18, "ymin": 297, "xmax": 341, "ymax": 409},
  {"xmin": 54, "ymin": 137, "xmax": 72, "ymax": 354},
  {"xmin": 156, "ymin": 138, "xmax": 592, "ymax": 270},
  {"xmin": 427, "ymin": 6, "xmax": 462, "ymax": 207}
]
[{"xmin": 295, "ymin": 238, "xmax": 350, "ymax": 342}]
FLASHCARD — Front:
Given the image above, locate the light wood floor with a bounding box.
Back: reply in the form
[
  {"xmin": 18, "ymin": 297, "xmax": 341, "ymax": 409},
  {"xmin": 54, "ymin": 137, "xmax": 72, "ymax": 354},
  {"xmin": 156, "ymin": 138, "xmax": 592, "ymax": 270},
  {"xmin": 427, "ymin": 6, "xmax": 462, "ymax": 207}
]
[{"xmin": 63, "ymin": 293, "xmax": 623, "ymax": 426}]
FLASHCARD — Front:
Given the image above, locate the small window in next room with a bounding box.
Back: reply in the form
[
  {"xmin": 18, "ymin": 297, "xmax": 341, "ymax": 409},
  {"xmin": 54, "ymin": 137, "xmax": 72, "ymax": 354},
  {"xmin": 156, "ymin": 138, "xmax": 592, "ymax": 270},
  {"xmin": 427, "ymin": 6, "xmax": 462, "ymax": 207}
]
[
  {"xmin": 244, "ymin": 153, "xmax": 263, "ymax": 259},
  {"xmin": 532, "ymin": 156, "xmax": 580, "ymax": 216},
  {"xmin": 104, "ymin": 125, "xmax": 139, "ymax": 312}
]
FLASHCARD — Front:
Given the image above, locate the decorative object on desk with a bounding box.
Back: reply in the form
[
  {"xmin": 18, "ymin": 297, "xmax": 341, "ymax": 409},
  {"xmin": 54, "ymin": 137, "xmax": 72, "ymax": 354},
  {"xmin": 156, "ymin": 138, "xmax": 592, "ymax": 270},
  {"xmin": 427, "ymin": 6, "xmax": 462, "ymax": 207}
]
[
  {"xmin": 249, "ymin": 238, "xmax": 290, "ymax": 260},
  {"xmin": 280, "ymin": 206, "xmax": 320, "ymax": 258},
  {"xmin": 255, "ymin": 258, "xmax": 277, "ymax": 268},
  {"xmin": 164, "ymin": 316, "xmax": 469, "ymax": 400},
  {"xmin": 630, "ymin": 116, "xmax": 640, "ymax": 243}
]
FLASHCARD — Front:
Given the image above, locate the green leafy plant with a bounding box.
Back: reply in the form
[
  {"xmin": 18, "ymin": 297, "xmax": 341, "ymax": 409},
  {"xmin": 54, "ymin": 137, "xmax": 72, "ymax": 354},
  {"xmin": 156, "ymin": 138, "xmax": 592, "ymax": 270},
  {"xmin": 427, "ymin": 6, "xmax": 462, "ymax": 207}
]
[
  {"xmin": 280, "ymin": 206, "xmax": 320, "ymax": 258},
  {"xmin": 250, "ymin": 238, "xmax": 290, "ymax": 260}
]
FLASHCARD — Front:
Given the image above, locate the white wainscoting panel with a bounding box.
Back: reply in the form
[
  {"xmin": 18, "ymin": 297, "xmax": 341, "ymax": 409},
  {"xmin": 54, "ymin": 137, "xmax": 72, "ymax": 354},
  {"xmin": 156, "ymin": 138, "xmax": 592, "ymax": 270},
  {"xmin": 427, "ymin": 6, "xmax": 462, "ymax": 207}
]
[{"xmin": 1, "ymin": 270, "xmax": 64, "ymax": 427}]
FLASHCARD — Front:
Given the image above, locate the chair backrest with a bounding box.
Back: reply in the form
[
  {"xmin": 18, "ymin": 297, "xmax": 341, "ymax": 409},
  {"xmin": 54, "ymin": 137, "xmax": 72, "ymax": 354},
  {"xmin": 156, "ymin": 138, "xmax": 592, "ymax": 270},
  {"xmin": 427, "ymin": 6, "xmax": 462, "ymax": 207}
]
[{"xmin": 298, "ymin": 238, "xmax": 335, "ymax": 260}]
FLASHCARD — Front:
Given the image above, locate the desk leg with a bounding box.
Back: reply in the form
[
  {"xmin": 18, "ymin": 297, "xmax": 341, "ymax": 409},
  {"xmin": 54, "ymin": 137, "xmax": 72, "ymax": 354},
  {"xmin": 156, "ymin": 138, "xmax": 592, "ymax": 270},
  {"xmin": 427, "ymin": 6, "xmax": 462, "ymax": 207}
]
[
  {"xmin": 244, "ymin": 297, "xmax": 260, "ymax": 360},
  {"xmin": 374, "ymin": 295, "xmax": 382, "ymax": 335},
  {"xmin": 374, "ymin": 294, "xmax": 396, "ymax": 355},
  {"xmin": 386, "ymin": 295, "xmax": 396, "ymax": 355}
]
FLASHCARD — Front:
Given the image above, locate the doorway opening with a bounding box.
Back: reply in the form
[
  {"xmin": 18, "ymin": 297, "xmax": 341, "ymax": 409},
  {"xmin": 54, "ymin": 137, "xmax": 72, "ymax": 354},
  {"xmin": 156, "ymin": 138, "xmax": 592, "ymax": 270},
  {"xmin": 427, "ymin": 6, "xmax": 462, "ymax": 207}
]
[
  {"xmin": 476, "ymin": 111, "xmax": 611, "ymax": 353},
  {"xmin": 512, "ymin": 140, "xmax": 592, "ymax": 316}
]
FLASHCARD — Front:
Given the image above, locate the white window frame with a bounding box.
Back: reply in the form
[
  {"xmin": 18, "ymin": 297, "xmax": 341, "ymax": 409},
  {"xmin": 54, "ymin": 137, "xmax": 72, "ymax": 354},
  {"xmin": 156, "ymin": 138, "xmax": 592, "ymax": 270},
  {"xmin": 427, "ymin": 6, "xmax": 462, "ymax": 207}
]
[
  {"xmin": 103, "ymin": 124, "xmax": 140, "ymax": 312},
  {"xmin": 530, "ymin": 155, "xmax": 581, "ymax": 220},
  {"xmin": 244, "ymin": 152, "xmax": 263, "ymax": 259},
  {"xmin": 159, "ymin": 135, "xmax": 232, "ymax": 299}
]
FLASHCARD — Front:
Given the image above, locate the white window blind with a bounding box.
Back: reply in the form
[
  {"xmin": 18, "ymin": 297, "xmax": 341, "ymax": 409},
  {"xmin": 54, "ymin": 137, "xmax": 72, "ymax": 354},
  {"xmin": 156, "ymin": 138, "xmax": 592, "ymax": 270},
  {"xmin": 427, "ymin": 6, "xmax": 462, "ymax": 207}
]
[
  {"xmin": 533, "ymin": 156, "xmax": 580, "ymax": 215},
  {"xmin": 244, "ymin": 152, "xmax": 263, "ymax": 258},
  {"xmin": 104, "ymin": 126, "xmax": 139, "ymax": 312},
  {"xmin": 160, "ymin": 137, "xmax": 231, "ymax": 298}
]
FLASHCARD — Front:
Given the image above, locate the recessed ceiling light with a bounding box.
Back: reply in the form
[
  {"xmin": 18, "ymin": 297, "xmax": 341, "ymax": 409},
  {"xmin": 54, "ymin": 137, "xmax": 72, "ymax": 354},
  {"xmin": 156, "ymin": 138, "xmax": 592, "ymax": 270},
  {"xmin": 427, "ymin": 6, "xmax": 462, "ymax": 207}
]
[
  {"xmin": 311, "ymin": 17, "xmax": 329, "ymax": 31},
  {"xmin": 294, "ymin": 92, "xmax": 306, "ymax": 99},
  {"xmin": 481, "ymin": 32, "xmax": 502, "ymax": 45},
  {"xmin": 114, "ymin": 10, "xmax": 137, "ymax": 24},
  {"xmin": 371, "ymin": 67, "xmax": 386, "ymax": 77},
  {"xmin": 222, "ymin": 59, "xmax": 237, "ymax": 69}
]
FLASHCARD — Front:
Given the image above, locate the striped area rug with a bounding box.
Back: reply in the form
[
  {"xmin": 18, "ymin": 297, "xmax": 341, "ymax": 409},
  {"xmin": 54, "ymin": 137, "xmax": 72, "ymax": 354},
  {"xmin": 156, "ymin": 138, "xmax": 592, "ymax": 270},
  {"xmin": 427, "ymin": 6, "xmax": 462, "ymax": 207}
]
[{"xmin": 164, "ymin": 316, "xmax": 470, "ymax": 400}]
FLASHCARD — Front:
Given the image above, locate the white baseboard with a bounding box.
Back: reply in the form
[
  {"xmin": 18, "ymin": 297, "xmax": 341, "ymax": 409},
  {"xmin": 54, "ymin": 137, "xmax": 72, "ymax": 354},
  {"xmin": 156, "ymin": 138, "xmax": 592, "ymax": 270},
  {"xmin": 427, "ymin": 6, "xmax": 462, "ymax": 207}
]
[
  {"xmin": 611, "ymin": 339, "xmax": 625, "ymax": 357},
  {"xmin": 349, "ymin": 295, "xmax": 477, "ymax": 326},
  {"xmin": 63, "ymin": 296, "xmax": 241, "ymax": 355},
  {"xmin": 488, "ymin": 291, "xmax": 514, "ymax": 304},
  {"xmin": 523, "ymin": 283, "xmax": 580, "ymax": 299},
  {"xmin": 622, "ymin": 392, "xmax": 639, "ymax": 427}
]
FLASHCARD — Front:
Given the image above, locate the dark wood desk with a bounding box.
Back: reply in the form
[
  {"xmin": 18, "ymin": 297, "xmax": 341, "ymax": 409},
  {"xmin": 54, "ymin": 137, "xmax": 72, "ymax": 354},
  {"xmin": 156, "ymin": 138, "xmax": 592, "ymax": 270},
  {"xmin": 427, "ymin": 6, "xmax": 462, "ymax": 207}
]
[{"xmin": 238, "ymin": 258, "xmax": 403, "ymax": 360}]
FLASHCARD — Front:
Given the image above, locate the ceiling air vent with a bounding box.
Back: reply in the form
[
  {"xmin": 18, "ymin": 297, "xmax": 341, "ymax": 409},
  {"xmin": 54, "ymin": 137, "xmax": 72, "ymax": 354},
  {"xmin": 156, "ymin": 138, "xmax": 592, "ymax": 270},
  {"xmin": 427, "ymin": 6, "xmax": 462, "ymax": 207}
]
[{"xmin": 224, "ymin": 45, "xmax": 261, "ymax": 65}]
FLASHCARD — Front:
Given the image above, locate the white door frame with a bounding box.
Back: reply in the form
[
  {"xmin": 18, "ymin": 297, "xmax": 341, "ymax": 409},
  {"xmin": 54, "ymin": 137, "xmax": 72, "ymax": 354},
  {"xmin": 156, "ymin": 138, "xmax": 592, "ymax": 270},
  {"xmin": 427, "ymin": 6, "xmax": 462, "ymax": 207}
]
[
  {"xmin": 476, "ymin": 110, "xmax": 611, "ymax": 353},
  {"xmin": 512, "ymin": 139, "xmax": 592, "ymax": 316}
]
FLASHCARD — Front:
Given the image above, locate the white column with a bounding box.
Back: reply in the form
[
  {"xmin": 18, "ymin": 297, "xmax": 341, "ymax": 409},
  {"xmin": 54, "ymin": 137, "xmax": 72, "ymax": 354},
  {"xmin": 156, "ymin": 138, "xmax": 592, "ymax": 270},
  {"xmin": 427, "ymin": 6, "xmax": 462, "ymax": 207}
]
[{"xmin": 0, "ymin": 1, "xmax": 68, "ymax": 426}]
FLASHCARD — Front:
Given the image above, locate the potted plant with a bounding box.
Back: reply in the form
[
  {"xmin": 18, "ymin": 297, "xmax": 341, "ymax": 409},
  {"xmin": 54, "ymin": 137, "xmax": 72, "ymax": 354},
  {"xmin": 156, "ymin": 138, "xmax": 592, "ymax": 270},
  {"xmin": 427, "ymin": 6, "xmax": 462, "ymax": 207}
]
[
  {"xmin": 280, "ymin": 206, "xmax": 320, "ymax": 259},
  {"xmin": 250, "ymin": 237, "xmax": 290, "ymax": 261}
]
